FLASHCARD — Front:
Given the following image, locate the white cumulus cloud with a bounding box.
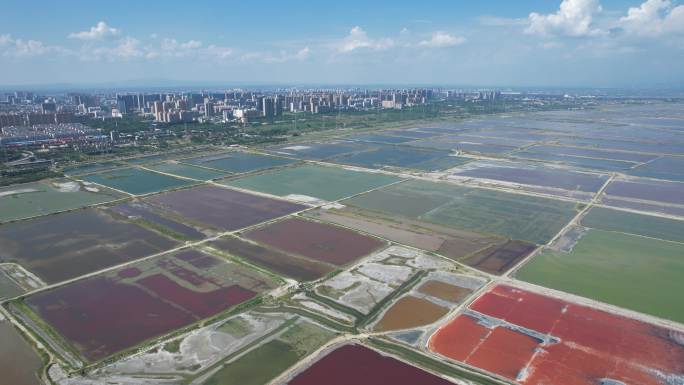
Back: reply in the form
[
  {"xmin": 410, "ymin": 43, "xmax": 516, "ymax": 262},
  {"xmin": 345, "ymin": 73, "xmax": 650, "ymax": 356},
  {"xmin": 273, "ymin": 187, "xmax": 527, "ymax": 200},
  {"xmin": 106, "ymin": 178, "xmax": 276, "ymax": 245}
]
[
  {"xmin": 12, "ymin": 39, "xmax": 49, "ymax": 56},
  {"xmin": 157, "ymin": 38, "xmax": 204, "ymax": 58},
  {"xmin": 418, "ymin": 32, "xmax": 466, "ymax": 48},
  {"xmin": 0, "ymin": 34, "xmax": 70, "ymax": 57},
  {"xmin": 526, "ymin": 0, "xmax": 604, "ymax": 37},
  {"xmin": 293, "ymin": 46, "xmax": 311, "ymax": 60},
  {"xmin": 269, "ymin": 46, "xmax": 312, "ymax": 62},
  {"xmin": 86, "ymin": 37, "xmax": 142, "ymax": 61},
  {"xmin": 113, "ymin": 37, "xmax": 142, "ymax": 58},
  {"xmin": 145, "ymin": 38, "xmax": 234, "ymax": 61},
  {"xmin": 206, "ymin": 44, "xmax": 233, "ymax": 60},
  {"xmin": 180, "ymin": 40, "xmax": 202, "ymax": 50},
  {"xmin": 338, "ymin": 26, "xmax": 394, "ymax": 53},
  {"xmin": 240, "ymin": 46, "xmax": 311, "ymax": 63},
  {"xmin": 619, "ymin": 0, "xmax": 684, "ymax": 36},
  {"xmin": 69, "ymin": 21, "xmax": 120, "ymax": 40},
  {"xmin": 0, "ymin": 34, "xmax": 12, "ymax": 46}
]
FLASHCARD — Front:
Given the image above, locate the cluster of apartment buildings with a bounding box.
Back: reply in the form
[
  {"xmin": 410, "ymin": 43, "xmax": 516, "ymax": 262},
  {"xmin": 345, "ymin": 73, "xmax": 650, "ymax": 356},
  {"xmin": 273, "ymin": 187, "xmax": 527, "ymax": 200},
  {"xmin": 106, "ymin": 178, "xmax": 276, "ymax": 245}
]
[{"xmin": 109, "ymin": 88, "xmax": 439, "ymax": 124}]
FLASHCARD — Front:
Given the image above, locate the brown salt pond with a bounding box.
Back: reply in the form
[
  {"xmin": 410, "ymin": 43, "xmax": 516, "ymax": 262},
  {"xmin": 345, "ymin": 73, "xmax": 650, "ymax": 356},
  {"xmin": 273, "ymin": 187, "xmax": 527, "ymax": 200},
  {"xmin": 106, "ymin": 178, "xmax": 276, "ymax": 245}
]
[
  {"xmin": 146, "ymin": 185, "xmax": 305, "ymax": 231},
  {"xmin": 304, "ymin": 207, "xmax": 532, "ymax": 276},
  {"xmin": 461, "ymin": 240, "xmax": 536, "ymax": 275},
  {"xmin": 374, "ymin": 295, "xmax": 449, "ymax": 332},
  {"xmin": 0, "ymin": 209, "xmax": 178, "ymax": 284},
  {"xmin": 305, "ymin": 207, "xmax": 501, "ymax": 259},
  {"xmin": 418, "ymin": 280, "xmax": 473, "ymax": 303},
  {"xmin": 25, "ymin": 249, "xmax": 275, "ymax": 362},
  {"xmin": 209, "ymin": 236, "xmax": 334, "ymax": 281},
  {"xmin": 243, "ymin": 217, "xmax": 386, "ymax": 266},
  {"xmin": 0, "ymin": 320, "xmax": 42, "ymax": 385}
]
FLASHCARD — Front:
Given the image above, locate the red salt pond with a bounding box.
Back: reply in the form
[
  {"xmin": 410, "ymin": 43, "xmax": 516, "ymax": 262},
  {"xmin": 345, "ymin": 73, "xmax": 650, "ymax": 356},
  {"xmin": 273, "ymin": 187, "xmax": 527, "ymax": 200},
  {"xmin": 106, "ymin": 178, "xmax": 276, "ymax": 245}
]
[
  {"xmin": 470, "ymin": 285, "xmax": 566, "ymax": 334},
  {"xmin": 429, "ymin": 285, "xmax": 684, "ymax": 384}
]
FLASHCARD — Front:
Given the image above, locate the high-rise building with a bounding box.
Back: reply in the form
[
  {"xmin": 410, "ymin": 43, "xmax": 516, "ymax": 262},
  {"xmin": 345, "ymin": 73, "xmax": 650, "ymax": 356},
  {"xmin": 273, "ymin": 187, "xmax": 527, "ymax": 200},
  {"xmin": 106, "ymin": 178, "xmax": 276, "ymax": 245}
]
[
  {"xmin": 153, "ymin": 101, "xmax": 163, "ymax": 121},
  {"xmin": 27, "ymin": 113, "xmax": 56, "ymax": 125},
  {"xmin": 0, "ymin": 113, "xmax": 25, "ymax": 128},
  {"xmin": 180, "ymin": 110, "xmax": 194, "ymax": 123},
  {"xmin": 274, "ymin": 97, "xmax": 283, "ymax": 117},
  {"xmin": 145, "ymin": 93, "xmax": 162, "ymax": 105},
  {"xmin": 204, "ymin": 101, "xmax": 214, "ymax": 117},
  {"xmin": 41, "ymin": 102, "xmax": 57, "ymax": 114},
  {"xmin": 162, "ymin": 101, "xmax": 174, "ymax": 114},
  {"xmin": 262, "ymin": 97, "xmax": 274, "ymax": 119},
  {"xmin": 188, "ymin": 93, "xmax": 203, "ymax": 107},
  {"xmin": 116, "ymin": 94, "xmax": 137, "ymax": 114}
]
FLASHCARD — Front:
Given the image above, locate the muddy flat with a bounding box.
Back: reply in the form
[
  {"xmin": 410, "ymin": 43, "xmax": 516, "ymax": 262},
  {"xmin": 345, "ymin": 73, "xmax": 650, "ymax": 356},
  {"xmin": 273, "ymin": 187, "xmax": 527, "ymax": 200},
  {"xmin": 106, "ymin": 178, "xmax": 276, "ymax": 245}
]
[
  {"xmin": 418, "ymin": 280, "xmax": 473, "ymax": 303},
  {"xmin": 0, "ymin": 321, "xmax": 42, "ymax": 385},
  {"xmin": 374, "ymin": 295, "xmax": 449, "ymax": 332}
]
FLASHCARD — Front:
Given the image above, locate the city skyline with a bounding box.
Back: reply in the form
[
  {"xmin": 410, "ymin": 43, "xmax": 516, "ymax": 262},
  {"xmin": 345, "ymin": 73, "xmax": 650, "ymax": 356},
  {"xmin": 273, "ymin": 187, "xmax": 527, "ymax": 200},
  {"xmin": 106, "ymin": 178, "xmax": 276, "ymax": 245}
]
[{"xmin": 1, "ymin": 0, "xmax": 683, "ymax": 87}]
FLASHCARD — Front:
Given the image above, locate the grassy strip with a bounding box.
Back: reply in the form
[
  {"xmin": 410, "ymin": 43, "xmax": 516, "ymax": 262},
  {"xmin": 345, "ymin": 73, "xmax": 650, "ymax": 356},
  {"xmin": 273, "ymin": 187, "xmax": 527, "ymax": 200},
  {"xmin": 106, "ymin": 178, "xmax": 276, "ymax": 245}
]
[
  {"xmin": 367, "ymin": 337, "xmax": 510, "ymax": 385},
  {"xmin": 304, "ymin": 290, "xmax": 366, "ymax": 320},
  {"xmin": 201, "ymin": 246, "xmax": 287, "ymax": 287},
  {"xmin": 254, "ymin": 305, "xmax": 357, "ymax": 334},
  {"xmin": 132, "ymin": 218, "xmax": 195, "ymax": 242},
  {"xmin": 0, "ymin": 170, "xmax": 63, "ymax": 186},
  {"xmin": 162, "ymin": 338, "xmax": 182, "ymax": 354},
  {"xmin": 359, "ymin": 270, "xmax": 427, "ymax": 329}
]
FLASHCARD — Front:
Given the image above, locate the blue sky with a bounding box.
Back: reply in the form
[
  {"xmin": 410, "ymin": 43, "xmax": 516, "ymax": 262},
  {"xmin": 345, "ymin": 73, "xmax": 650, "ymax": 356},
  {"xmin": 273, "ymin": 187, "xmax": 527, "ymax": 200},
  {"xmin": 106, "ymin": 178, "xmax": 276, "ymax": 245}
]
[{"xmin": 1, "ymin": 0, "xmax": 683, "ymax": 87}]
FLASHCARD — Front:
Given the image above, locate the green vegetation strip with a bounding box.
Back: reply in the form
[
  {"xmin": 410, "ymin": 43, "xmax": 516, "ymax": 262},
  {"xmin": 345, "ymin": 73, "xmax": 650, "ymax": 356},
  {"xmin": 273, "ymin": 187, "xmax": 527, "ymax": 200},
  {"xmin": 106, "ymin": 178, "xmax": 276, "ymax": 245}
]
[
  {"xmin": 202, "ymin": 246, "xmax": 286, "ymax": 286},
  {"xmin": 0, "ymin": 170, "xmax": 63, "ymax": 187},
  {"xmin": 132, "ymin": 218, "xmax": 195, "ymax": 242},
  {"xmin": 254, "ymin": 305, "xmax": 357, "ymax": 334},
  {"xmin": 201, "ymin": 339, "xmax": 299, "ymax": 385},
  {"xmin": 304, "ymin": 291, "xmax": 366, "ymax": 320},
  {"xmin": 366, "ymin": 337, "xmax": 509, "ymax": 385}
]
